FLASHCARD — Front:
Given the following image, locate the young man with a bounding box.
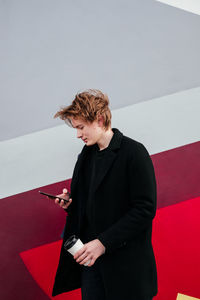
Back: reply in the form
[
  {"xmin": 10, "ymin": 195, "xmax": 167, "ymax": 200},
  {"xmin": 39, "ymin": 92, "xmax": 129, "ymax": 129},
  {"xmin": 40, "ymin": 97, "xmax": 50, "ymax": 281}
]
[{"xmin": 51, "ymin": 89, "xmax": 158, "ymax": 300}]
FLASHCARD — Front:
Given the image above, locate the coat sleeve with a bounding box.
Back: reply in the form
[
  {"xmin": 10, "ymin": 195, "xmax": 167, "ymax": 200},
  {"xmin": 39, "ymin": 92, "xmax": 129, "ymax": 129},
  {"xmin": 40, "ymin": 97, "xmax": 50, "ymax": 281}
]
[{"xmin": 97, "ymin": 142, "xmax": 157, "ymax": 253}]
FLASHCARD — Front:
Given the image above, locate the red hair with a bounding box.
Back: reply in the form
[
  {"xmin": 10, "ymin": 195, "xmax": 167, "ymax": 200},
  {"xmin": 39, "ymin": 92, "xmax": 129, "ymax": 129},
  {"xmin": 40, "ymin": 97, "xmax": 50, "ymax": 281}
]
[{"xmin": 54, "ymin": 89, "xmax": 112, "ymax": 130}]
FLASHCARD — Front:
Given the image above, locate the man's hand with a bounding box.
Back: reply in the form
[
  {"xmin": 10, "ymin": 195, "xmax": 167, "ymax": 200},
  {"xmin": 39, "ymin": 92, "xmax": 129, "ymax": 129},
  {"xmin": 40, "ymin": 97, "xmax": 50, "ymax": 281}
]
[
  {"xmin": 74, "ymin": 239, "xmax": 106, "ymax": 267},
  {"xmin": 46, "ymin": 188, "xmax": 72, "ymax": 210},
  {"xmin": 55, "ymin": 188, "xmax": 72, "ymax": 209}
]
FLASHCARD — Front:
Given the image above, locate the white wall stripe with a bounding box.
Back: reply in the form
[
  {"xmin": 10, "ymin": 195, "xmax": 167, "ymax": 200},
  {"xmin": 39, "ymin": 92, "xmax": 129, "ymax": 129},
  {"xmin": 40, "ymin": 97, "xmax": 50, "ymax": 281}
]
[
  {"xmin": 1, "ymin": 87, "xmax": 200, "ymax": 199},
  {"xmin": 156, "ymin": 0, "xmax": 200, "ymax": 16}
]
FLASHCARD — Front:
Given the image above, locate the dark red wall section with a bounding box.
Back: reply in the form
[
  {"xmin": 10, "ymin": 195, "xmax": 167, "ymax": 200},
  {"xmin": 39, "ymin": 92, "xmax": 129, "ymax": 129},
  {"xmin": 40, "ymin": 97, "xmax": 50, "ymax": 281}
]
[{"xmin": 0, "ymin": 141, "xmax": 199, "ymax": 299}]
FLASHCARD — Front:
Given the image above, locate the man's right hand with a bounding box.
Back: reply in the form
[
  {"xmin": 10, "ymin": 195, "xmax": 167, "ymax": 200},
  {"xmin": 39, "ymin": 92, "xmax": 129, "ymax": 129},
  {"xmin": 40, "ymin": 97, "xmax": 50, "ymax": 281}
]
[{"xmin": 52, "ymin": 188, "xmax": 72, "ymax": 210}]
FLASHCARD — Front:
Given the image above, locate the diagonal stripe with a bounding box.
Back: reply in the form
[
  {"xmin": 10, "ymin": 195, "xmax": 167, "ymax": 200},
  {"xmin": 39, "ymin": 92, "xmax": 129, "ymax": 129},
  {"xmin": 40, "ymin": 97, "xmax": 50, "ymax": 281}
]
[
  {"xmin": 1, "ymin": 87, "xmax": 200, "ymax": 199},
  {"xmin": 156, "ymin": 0, "xmax": 200, "ymax": 16},
  {"xmin": 153, "ymin": 197, "xmax": 200, "ymax": 299},
  {"xmin": 152, "ymin": 141, "xmax": 200, "ymax": 208},
  {"xmin": 177, "ymin": 294, "xmax": 200, "ymax": 300},
  {"xmin": 19, "ymin": 196, "xmax": 200, "ymax": 299},
  {"xmin": 20, "ymin": 240, "xmax": 81, "ymax": 300}
]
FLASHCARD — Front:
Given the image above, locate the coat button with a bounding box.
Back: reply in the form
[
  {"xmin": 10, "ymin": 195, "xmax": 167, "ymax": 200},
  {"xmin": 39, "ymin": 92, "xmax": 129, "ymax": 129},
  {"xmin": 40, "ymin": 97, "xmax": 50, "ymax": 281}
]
[{"xmin": 119, "ymin": 242, "xmax": 127, "ymax": 248}]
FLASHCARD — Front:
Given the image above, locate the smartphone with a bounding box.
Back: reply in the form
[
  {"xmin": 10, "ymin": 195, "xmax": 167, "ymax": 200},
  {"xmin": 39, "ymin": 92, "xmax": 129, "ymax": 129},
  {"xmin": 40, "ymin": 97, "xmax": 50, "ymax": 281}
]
[{"xmin": 39, "ymin": 191, "xmax": 70, "ymax": 205}]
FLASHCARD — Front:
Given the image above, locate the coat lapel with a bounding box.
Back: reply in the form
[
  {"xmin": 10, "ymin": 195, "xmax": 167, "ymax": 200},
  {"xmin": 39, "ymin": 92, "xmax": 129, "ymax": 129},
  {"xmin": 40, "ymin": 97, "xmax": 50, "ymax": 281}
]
[
  {"xmin": 70, "ymin": 128, "xmax": 123, "ymax": 197},
  {"xmin": 70, "ymin": 145, "xmax": 90, "ymax": 197}
]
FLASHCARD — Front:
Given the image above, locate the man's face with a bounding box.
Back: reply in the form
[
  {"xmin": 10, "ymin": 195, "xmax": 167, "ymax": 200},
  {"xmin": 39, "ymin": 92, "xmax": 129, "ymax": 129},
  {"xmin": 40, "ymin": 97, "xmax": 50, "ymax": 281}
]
[{"xmin": 70, "ymin": 117, "xmax": 104, "ymax": 146}]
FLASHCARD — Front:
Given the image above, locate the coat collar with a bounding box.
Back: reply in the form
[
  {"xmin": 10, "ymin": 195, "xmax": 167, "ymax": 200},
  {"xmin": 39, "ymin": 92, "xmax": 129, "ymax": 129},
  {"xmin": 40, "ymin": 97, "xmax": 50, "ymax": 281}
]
[
  {"xmin": 102, "ymin": 127, "xmax": 123, "ymax": 151},
  {"xmin": 110, "ymin": 128, "xmax": 123, "ymax": 149},
  {"xmin": 91, "ymin": 127, "xmax": 123, "ymax": 152},
  {"xmin": 70, "ymin": 128, "xmax": 123, "ymax": 197}
]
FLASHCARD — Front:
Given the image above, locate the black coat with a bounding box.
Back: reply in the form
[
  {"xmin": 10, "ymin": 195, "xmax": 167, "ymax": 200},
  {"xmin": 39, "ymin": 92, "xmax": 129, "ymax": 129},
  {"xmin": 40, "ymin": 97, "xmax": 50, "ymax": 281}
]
[{"xmin": 52, "ymin": 128, "xmax": 158, "ymax": 299}]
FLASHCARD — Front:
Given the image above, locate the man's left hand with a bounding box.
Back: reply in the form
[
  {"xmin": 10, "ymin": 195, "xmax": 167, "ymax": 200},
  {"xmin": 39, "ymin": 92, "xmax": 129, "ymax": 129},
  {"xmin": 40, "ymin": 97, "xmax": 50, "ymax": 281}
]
[{"xmin": 73, "ymin": 239, "xmax": 106, "ymax": 267}]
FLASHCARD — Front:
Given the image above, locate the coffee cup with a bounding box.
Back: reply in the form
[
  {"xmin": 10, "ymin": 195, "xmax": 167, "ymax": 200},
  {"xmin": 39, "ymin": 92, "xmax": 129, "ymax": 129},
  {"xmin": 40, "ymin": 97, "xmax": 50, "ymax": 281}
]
[{"xmin": 64, "ymin": 235, "xmax": 91, "ymax": 266}]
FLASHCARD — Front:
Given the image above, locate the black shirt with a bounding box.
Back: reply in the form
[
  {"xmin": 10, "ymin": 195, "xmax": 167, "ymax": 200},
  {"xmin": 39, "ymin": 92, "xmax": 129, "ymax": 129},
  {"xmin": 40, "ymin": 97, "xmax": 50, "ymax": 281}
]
[{"xmin": 81, "ymin": 144, "xmax": 111, "ymax": 243}]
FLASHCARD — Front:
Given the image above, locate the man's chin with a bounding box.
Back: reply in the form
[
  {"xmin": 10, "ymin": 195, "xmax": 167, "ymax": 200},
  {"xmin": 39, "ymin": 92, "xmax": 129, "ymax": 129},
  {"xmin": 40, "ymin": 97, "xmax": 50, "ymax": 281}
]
[
  {"xmin": 85, "ymin": 141, "xmax": 95, "ymax": 147},
  {"xmin": 84, "ymin": 140, "xmax": 89, "ymax": 145}
]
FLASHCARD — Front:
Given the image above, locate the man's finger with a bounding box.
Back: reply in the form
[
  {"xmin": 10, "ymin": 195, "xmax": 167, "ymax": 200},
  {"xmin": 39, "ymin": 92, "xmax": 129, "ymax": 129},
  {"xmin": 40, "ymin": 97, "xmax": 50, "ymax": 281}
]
[
  {"xmin": 87, "ymin": 258, "xmax": 95, "ymax": 267},
  {"xmin": 74, "ymin": 247, "xmax": 85, "ymax": 260},
  {"xmin": 76, "ymin": 252, "xmax": 88, "ymax": 263},
  {"xmin": 55, "ymin": 198, "xmax": 60, "ymax": 204}
]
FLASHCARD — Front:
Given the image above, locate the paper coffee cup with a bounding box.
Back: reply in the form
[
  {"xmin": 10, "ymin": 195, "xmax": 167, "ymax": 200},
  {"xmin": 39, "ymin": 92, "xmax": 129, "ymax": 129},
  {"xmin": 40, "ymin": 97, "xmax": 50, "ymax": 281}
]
[{"xmin": 64, "ymin": 235, "xmax": 91, "ymax": 266}]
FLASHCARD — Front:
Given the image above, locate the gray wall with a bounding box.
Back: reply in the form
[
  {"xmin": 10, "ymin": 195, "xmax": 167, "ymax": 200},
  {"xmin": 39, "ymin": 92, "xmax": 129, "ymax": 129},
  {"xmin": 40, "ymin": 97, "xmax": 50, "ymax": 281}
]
[{"xmin": 1, "ymin": 0, "xmax": 200, "ymax": 141}]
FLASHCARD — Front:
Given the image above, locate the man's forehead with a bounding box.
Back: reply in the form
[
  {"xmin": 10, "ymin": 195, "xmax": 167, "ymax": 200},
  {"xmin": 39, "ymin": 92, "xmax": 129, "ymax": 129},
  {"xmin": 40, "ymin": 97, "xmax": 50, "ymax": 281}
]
[{"xmin": 70, "ymin": 118, "xmax": 85, "ymax": 128}]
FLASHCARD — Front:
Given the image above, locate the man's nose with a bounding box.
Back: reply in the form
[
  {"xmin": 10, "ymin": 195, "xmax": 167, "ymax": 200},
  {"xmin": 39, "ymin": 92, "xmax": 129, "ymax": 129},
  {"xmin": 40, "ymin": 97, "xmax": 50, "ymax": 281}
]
[{"xmin": 77, "ymin": 130, "xmax": 82, "ymax": 138}]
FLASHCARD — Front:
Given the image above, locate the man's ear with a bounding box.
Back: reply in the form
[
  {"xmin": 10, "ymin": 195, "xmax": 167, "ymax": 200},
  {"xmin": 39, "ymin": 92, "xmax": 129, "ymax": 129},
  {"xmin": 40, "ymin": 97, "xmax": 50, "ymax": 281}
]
[{"xmin": 97, "ymin": 115, "xmax": 104, "ymax": 128}]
